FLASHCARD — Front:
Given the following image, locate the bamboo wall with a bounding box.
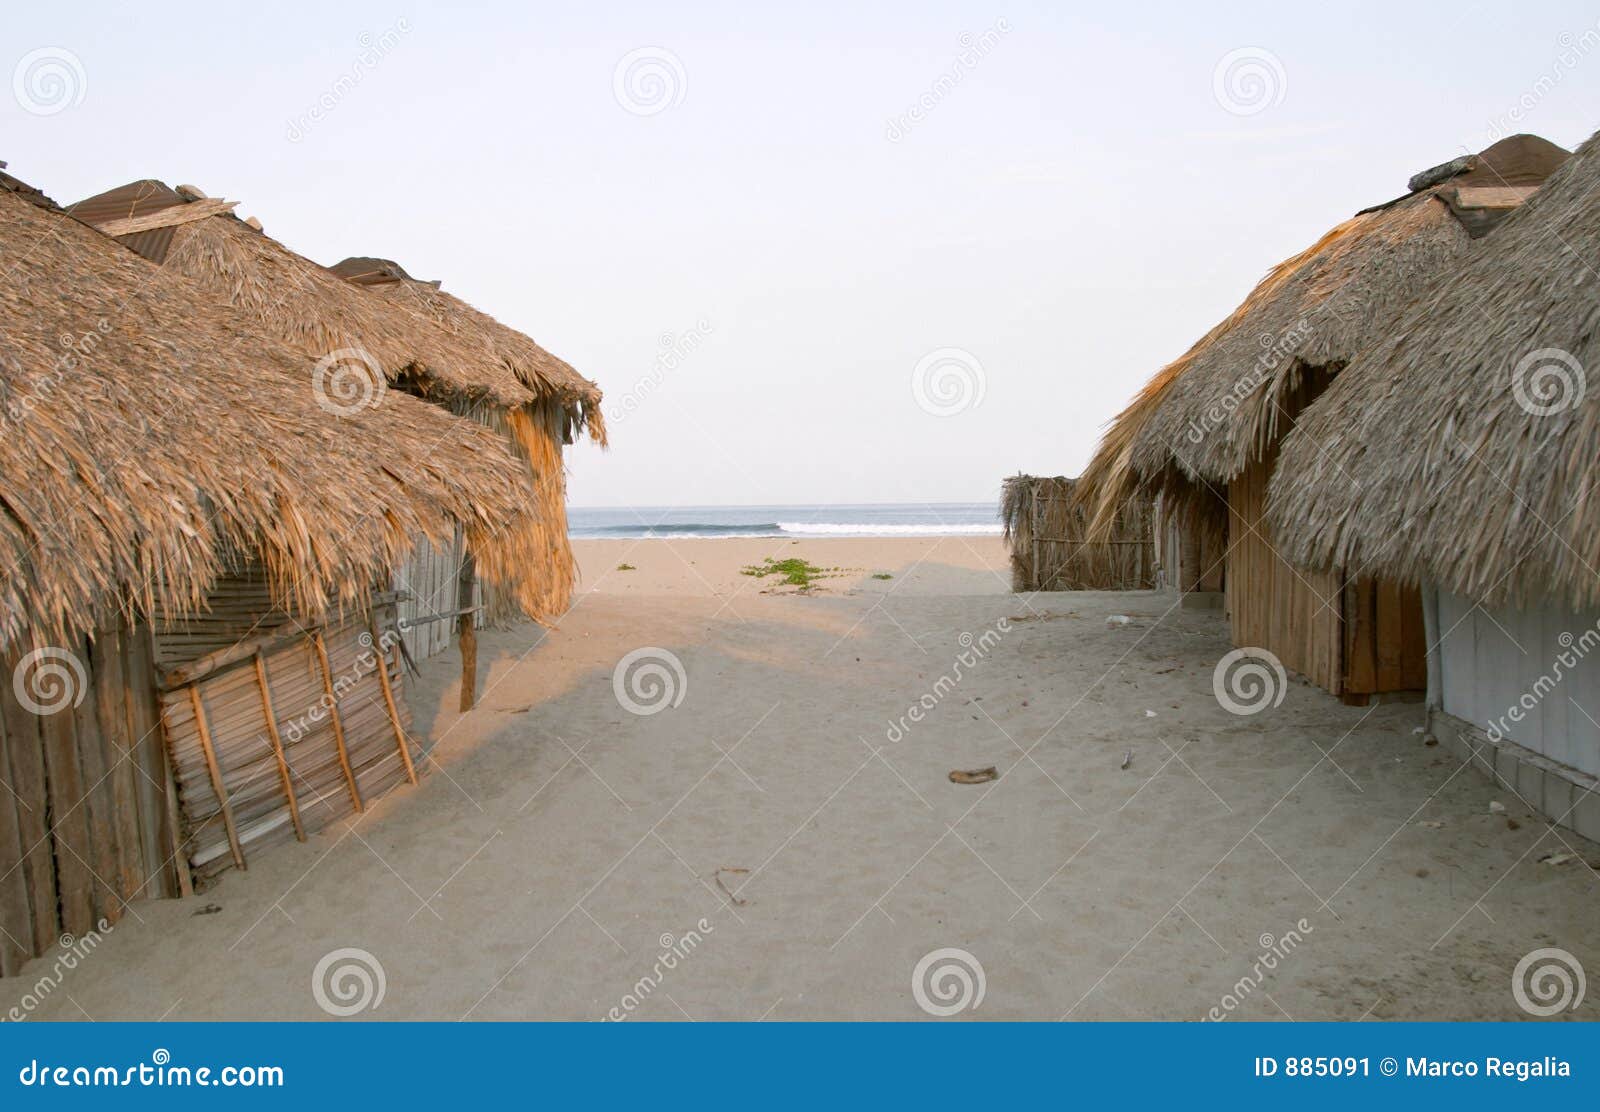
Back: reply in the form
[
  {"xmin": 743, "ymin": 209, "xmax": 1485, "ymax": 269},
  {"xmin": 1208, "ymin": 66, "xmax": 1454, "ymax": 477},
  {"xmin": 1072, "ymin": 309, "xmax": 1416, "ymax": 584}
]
[
  {"xmin": 1004, "ymin": 476, "xmax": 1155, "ymax": 592},
  {"xmin": 157, "ymin": 605, "xmax": 419, "ymax": 881}
]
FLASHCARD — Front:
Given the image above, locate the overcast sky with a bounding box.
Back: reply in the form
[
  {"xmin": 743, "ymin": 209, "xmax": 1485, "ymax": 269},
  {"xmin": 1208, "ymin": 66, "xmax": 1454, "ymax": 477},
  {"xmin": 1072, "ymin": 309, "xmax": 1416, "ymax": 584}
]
[{"xmin": 7, "ymin": 1, "xmax": 1599, "ymax": 507}]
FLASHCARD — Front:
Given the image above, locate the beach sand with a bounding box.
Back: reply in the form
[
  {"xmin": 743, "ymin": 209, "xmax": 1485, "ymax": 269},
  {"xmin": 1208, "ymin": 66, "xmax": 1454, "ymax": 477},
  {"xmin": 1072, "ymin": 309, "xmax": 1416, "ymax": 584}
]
[{"xmin": 14, "ymin": 535, "xmax": 1598, "ymax": 1021}]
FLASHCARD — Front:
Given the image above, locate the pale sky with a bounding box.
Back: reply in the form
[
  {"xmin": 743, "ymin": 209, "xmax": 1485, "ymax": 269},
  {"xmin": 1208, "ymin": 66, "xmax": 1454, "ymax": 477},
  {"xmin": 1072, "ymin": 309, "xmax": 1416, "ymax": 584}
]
[{"xmin": 6, "ymin": 2, "xmax": 1598, "ymax": 507}]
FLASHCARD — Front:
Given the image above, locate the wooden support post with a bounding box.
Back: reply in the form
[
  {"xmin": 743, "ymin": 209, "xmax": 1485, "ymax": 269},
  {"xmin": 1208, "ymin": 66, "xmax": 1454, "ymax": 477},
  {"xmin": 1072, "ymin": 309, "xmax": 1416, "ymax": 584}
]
[
  {"xmin": 252, "ymin": 653, "xmax": 305, "ymax": 842},
  {"xmin": 370, "ymin": 619, "xmax": 417, "ymax": 786},
  {"xmin": 163, "ymin": 758, "xmax": 193, "ymax": 898},
  {"xmin": 94, "ymin": 613, "xmax": 144, "ymax": 912},
  {"xmin": 312, "ymin": 633, "xmax": 363, "ymax": 813},
  {"xmin": 39, "ymin": 694, "xmax": 95, "ymax": 936},
  {"xmin": 1, "ymin": 651, "xmax": 57, "ymax": 957},
  {"xmin": 0, "ymin": 698, "xmax": 36, "ymax": 974},
  {"xmin": 457, "ymin": 553, "xmax": 478, "ymax": 712},
  {"xmin": 186, "ymin": 685, "xmax": 245, "ymax": 871}
]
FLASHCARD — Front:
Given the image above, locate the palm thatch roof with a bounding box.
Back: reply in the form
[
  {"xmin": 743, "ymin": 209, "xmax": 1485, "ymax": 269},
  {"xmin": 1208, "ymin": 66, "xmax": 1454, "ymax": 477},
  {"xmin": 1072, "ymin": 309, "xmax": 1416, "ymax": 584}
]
[
  {"xmin": 326, "ymin": 255, "xmax": 607, "ymax": 621},
  {"xmin": 67, "ymin": 181, "xmax": 537, "ymax": 409},
  {"xmin": 68, "ymin": 179, "xmax": 600, "ymax": 621},
  {"xmin": 1080, "ymin": 135, "xmax": 1569, "ymax": 531},
  {"xmin": 328, "ymin": 256, "xmax": 606, "ymax": 446},
  {"xmin": 0, "ymin": 170, "xmax": 540, "ymax": 653},
  {"xmin": 1268, "ymin": 128, "xmax": 1600, "ymax": 611}
]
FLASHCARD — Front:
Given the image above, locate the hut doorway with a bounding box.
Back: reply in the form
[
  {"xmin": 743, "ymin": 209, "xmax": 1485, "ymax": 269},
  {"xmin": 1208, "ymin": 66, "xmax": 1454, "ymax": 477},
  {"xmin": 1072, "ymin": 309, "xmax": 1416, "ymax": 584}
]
[{"xmin": 1227, "ymin": 456, "xmax": 1425, "ymax": 699}]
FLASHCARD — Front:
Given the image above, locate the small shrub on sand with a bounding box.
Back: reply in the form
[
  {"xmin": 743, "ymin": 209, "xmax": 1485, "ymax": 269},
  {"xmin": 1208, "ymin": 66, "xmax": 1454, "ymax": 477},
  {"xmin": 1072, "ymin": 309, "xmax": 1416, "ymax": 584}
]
[{"xmin": 740, "ymin": 556, "xmax": 847, "ymax": 591}]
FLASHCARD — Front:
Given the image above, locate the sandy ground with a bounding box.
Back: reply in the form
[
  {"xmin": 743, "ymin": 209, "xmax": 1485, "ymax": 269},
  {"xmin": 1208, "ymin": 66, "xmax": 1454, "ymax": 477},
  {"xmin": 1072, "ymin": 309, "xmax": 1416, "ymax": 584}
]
[{"xmin": 11, "ymin": 535, "xmax": 1600, "ymax": 1021}]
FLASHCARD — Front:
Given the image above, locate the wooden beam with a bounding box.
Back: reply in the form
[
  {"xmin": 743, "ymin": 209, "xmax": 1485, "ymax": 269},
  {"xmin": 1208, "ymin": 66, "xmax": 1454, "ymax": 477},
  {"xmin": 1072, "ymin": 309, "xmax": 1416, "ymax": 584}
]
[
  {"xmin": 253, "ymin": 653, "xmax": 305, "ymax": 842},
  {"xmin": 312, "ymin": 633, "xmax": 363, "ymax": 813},
  {"xmin": 370, "ymin": 619, "xmax": 417, "ymax": 786},
  {"xmin": 0, "ymin": 652, "xmax": 56, "ymax": 956},
  {"xmin": 456, "ymin": 554, "xmax": 478, "ymax": 712},
  {"xmin": 187, "ymin": 685, "xmax": 245, "ymax": 871}
]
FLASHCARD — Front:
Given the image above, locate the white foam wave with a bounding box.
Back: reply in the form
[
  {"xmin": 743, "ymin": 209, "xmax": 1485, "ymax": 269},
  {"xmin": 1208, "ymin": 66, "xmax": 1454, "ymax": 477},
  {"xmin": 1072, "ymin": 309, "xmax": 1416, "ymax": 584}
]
[{"xmin": 776, "ymin": 522, "xmax": 1002, "ymax": 536}]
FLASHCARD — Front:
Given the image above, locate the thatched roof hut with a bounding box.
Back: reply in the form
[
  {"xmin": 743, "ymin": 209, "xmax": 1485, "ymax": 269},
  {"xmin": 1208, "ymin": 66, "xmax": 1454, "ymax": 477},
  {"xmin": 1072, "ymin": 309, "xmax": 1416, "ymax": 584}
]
[
  {"xmin": 1082, "ymin": 134, "xmax": 1571, "ymax": 522},
  {"xmin": 0, "ymin": 171, "xmax": 537, "ymax": 653},
  {"xmin": 327, "ymin": 256, "xmax": 607, "ymax": 619},
  {"xmin": 68, "ymin": 180, "xmax": 535, "ymax": 409},
  {"xmin": 328, "ymin": 256, "xmax": 606, "ymax": 442},
  {"xmin": 1075, "ymin": 135, "xmax": 1568, "ymax": 701},
  {"xmin": 67, "ymin": 179, "xmax": 596, "ymax": 621},
  {"xmin": 1268, "ymin": 128, "xmax": 1600, "ymax": 611}
]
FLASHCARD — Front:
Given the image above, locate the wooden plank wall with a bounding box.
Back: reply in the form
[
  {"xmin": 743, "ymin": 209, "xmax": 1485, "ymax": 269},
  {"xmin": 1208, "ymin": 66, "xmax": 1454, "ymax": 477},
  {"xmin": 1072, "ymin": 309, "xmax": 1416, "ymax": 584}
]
[
  {"xmin": 1341, "ymin": 578, "xmax": 1427, "ymax": 697},
  {"xmin": 0, "ymin": 612, "xmax": 177, "ymax": 978},
  {"xmin": 1227, "ymin": 450, "xmax": 1344, "ymax": 693},
  {"xmin": 394, "ymin": 531, "xmax": 464, "ymax": 663}
]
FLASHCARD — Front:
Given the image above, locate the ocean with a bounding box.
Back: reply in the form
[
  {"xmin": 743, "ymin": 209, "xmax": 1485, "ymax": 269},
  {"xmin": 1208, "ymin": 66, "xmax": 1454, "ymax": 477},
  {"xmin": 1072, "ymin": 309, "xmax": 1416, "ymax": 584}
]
[{"xmin": 567, "ymin": 503, "xmax": 1002, "ymax": 540}]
